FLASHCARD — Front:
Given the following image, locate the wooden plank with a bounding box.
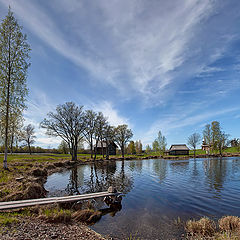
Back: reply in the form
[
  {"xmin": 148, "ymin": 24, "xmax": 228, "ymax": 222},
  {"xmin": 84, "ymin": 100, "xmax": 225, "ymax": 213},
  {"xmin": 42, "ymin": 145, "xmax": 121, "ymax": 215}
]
[
  {"xmin": 0, "ymin": 192, "xmax": 116, "ymax": 206},
  {"xmin": 0, "ymin": 191, "xmax": 121, "ymax": 211}
]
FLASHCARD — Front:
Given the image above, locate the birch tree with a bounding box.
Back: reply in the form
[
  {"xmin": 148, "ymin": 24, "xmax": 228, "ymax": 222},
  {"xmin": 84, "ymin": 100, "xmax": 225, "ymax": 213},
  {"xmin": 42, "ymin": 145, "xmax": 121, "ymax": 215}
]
[{"xmin": 0, "ymin": 8, "xmax": 30, "ymax": 168}]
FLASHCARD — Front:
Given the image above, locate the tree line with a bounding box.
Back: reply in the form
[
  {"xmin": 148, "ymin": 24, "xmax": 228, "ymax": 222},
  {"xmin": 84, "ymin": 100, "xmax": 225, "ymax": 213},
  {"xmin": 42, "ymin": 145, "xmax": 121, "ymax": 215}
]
[
  {"xmin": 188, "ymin": 121, "xmax": 233, "ymax": 156},
  {"xmin": 142, "ymin": 131, "xmax": 167, "ymax": 155},
  {"xmin": 40, "ymin": 102, "xmax": 133, "ymax": 161},
  {"xmin": 0, "ymin": 8, "xmax": 134, "ymax": 169}
]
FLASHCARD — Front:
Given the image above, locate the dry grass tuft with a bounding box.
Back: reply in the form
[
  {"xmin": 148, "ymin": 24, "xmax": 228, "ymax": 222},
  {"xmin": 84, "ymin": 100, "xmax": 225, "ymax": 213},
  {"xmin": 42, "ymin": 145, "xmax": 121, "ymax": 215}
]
[
  {"xmin": 214, "ymin": 231, "xmax": 240, "ymax": 240},
  {"xmin": 3, "ymin": 182, "xmax": 46, "ymax": 201},
  {"xmin": 185, "ymin": 217, "xmax": 216, "ymax": 237},
  {"xmin": 72, "ymin": 209, "xmax": 102, "ymax": 225},
  {"xmin": 218, "ymin": 216, "xmax": 240, "ymax": 232},
  {"xmin": 31, "ymin": 168, "xmax": 47, "ymax": 177},
  {"xmin": 23, "ymin": 182, "xmax": 47, "ymax": 199}
]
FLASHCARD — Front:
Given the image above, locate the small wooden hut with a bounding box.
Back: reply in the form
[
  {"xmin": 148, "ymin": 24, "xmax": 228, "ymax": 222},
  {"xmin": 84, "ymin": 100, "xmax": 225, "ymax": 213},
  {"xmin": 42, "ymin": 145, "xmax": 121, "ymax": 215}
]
[
  {"xmin": 94, "ymin": 141, "xmax": 118, "ymax": 155},
  {"xmin": 169, "ymin": 144, "xmax": 189, "ymax": 155}
]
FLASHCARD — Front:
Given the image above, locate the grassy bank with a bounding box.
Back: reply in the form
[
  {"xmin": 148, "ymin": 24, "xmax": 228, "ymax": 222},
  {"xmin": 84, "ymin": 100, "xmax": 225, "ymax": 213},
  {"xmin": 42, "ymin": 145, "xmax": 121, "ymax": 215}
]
[
  {"xmin": 185, "ymin": 216, "xmax": 240, "ymax": 239},
  {"xmin": 0, "ymin": 154, "xmax": 110, "ymax": 239},
  {"xmin": 1, "ymin": 148, "xmax": 240, "ymax": 200}
]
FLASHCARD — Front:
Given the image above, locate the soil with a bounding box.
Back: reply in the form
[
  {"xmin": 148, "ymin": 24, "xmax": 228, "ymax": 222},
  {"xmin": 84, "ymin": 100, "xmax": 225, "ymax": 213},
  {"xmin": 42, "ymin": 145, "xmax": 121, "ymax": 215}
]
[{"xmin": 0, "ymin": 216, "xmax": 109, "ymax": 240}]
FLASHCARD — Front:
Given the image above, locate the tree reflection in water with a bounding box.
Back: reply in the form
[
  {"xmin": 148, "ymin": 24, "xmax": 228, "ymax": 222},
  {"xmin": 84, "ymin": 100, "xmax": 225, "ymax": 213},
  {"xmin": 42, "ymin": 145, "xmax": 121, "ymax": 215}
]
[
  {"xmin": 153, "ymin": 159, "xmax": 168, "ymax": 183},
  {"xmin": 66, "ymin": 160, "xmax": 133, "ymax": 195},
  {"xmin": 203, "ymin": 158, "xmax": 227, "ymax": 197}
]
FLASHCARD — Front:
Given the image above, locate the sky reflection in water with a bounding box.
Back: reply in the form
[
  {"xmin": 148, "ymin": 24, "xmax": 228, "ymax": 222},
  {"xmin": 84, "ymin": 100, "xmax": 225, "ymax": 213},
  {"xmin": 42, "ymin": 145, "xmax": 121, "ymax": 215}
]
[{"xmin": 45, "ymin": 157, "xmax": 240, "ymax": 239}]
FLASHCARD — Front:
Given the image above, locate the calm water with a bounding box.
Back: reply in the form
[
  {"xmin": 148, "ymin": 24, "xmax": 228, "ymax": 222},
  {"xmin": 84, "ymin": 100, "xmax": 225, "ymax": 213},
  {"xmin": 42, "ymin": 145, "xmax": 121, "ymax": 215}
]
[{"xmin": 45, "ymin": 157, "xmax": 240, "ymax": 239}]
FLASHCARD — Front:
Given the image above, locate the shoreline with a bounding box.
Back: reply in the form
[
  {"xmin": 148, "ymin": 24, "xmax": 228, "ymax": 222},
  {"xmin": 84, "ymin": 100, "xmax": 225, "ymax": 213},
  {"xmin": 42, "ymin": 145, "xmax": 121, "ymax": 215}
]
[{"xmin": 1, "ymin": 153, "xmax": 240, "ymax": 239}]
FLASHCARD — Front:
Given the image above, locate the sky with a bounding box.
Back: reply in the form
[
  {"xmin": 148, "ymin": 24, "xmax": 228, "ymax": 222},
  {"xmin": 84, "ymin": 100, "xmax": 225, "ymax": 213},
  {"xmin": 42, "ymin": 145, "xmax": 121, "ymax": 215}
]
[{"xmin": 0, "ymin": 0, "xmax": 240, "ymax": 149}]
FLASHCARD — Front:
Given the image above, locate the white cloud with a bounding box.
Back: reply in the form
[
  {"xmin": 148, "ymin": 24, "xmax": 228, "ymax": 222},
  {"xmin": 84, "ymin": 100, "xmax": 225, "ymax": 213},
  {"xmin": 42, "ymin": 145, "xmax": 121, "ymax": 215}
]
[
  {"xmin": 93, "ymin": 101, "xmax": 130, "ymax": 127},
  {"xmin": 2, "ymin": 0, "xmax": 236, "ymax": 105},
  {"xmin": 22, "ymin": 90, "xmax": 60, "ymax": 148}
]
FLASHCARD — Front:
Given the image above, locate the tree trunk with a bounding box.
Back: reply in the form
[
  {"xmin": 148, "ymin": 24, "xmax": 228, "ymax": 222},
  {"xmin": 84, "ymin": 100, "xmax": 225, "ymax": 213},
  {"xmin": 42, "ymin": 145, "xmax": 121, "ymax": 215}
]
[
  {"xmin": 101, "ymin": 140, "xmax": 104, "ymax": 158},
  {"xmin": 10, "ymin": 133, "xmax": 14, "ymax": 155},
  {"xmin": 121, "ymin": 144, "xmax": 124, "ymax": 158},
  {"xmin": 90, "ymin": 142, "xmax": 93, "ymax": 159},
  {"xmin": 94, "ymin": 138, "xmax": 99, "ymax": 160},
  {"xmin": 219, "ymin": 146, "xmax": 222, "ymax": 156},
  {"xmin": 94, "ymin": 141, "xmax": 97, "ymax": 160},
  {"xmin": 28, "ymin": 143, "xmax": 32, "ymax": 155},
  {"xmin": 194, "ymin": 149, "xmax": 196, "ymax": 158},
  {"xmin": 4, "ymin": 55, "xmax": 11, "ymax": 169},
  {"xmin": 106, "ymin": 143, "xmax": 109, "ymax": 160},
  {"xmin": 72, "ymin": 143, "xmax": 78, "ymax": 161}
]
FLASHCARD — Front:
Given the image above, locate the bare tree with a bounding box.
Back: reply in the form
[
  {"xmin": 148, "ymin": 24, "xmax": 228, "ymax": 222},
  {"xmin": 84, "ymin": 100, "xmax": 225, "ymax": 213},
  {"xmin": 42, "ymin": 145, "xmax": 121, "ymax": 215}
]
[
  {"xmin": 0, "ymin": 8, "xmax": 31, "ymax": 169},
  {"xmin": 83, "ymin": 110, "xmax": 97, "ymax": 158},
  {"xmin": 40, "ymin": 102, "xmax": 85, "ymax": 161},
  {"xmin": 217, "ymin": 132, "xmax": 230, "ymax": 156},
  {"xmin": 115, "ymin": 124, "xmax": 133, "ymax": 158},
  {"xmin": 188, "ymin": 133, "xmax": 201, "ymax": 157},
  {"xmin": 21, "ymin": 124, "xmax": 36, "ymax": 155},
  {"xmin": 93, "ymin": 112, "xmax": 107, "ymax": 160},
  {"xmin": 103, "ymin": 124, "xmax": 115, "ymax": 160}
]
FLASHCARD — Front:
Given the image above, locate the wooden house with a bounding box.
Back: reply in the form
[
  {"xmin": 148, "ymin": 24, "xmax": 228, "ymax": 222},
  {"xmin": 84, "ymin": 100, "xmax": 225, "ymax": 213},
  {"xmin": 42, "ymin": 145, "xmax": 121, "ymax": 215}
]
[
  {"xmin": 94, "ymin": 141, "xmax": 118, "ymax": 155},
  {"xmin": 169, "ymin": 144, "xmax": 189, "ymax": 155}
]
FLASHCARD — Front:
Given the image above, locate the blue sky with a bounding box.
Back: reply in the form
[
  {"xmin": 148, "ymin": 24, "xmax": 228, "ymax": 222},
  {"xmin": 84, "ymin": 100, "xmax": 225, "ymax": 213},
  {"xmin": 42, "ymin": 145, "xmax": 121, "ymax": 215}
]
[{"xmin": 0, "ymin": 0, "xmax": 240, "ymax": 149}]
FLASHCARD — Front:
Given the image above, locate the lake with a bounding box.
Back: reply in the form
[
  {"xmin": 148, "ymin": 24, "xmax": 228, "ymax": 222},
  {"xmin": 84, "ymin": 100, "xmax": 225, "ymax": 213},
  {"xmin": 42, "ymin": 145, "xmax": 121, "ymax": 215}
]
[{"xmin": 45, "ymin": 157, "xmax": 240, "ymax": 239}]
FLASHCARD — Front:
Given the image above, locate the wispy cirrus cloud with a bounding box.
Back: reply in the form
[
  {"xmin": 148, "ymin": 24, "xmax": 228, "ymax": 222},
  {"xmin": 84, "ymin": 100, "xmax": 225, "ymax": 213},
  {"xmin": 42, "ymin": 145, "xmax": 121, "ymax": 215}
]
[
  {"xmin": 1, "ymin": 0, "xmax": 240, "ymax": 148},
  {"xmin": 2, "ymin": 0, "xmax": 239, "ymax": 105}
]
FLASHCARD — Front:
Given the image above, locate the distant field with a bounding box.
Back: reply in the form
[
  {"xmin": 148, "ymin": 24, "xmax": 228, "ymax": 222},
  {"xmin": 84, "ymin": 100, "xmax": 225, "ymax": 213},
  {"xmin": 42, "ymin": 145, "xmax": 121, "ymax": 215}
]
[
  {"xmin": 0, "ymin": 153, "xmax": 107, "ymax": 164},
  {"xmin": 0, "ymin": 153, "xmax": 71, "ymax": 164},
  {"xmin": 0, "ymin": 146, "xmax": 239, "ymax": 164}
]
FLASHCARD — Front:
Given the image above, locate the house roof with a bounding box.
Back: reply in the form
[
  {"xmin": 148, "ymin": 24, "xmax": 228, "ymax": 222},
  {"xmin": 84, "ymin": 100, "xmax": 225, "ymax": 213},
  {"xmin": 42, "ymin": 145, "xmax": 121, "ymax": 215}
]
[{"xmin": 169, "ymin": 144, "xmax": 189, "ymax": 151}]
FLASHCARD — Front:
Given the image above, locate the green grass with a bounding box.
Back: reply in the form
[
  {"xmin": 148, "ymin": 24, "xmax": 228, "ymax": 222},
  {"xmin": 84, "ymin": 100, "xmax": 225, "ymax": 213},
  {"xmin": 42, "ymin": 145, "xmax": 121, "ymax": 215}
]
[
  {"xmin": 189, "ymin": 149, "xmax": 206, "ymax": 155},
  {"xmin": 41, "ymin": 208, "xmax": 72, "ymax": 218},
  {"xmin": 0, "ymin": 210, "xmax": 30, "ymax": 226},
  {"xmin": 223, "ymin": 147, "xmax": 240, "ymax": 153},
  {"xmin": 0, "ymin": 153, "xmax": 72, "ymax": 163}
]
